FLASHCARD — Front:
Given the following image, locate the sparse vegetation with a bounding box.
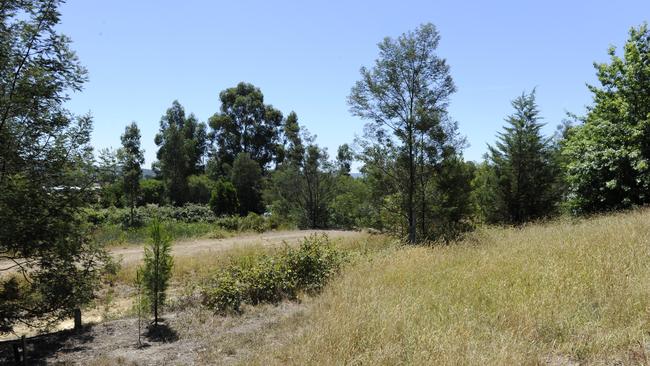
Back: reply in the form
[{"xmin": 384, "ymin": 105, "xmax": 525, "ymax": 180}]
[{"xmin": 251, "ymin": 209, "xmax": 650, "ymax": 365}]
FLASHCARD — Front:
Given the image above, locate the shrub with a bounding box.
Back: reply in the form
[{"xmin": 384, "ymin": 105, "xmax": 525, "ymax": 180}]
[
  {"xmin": 239, "ymin": 212, "xmax": 268, "ymax": 233},
  {"xmin": 201, "ymin": 234, "xmax": 343, "ymax": 314},
  {"xmin": 140, "ymin": 179, "xmax": 165, "ymax": 205},
  {"xmin": 215, "ymin": 215, "xmax": 241, "ymax": 231},
  {"xmin": 201, "ymin": 271, "xmax": 244, "ymax": 314}
]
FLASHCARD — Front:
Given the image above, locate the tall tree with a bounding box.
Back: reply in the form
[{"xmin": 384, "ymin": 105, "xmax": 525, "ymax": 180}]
[
  {"xmin": 486, "ymin": 90, "xmax": 559, "ymax": 224},
  {"xmin": 0, "ymin": 0, "xmax": 107, "ymax": 332},
  {"xmin": 208, "ymin": 82, "xmax": 283, "ymax": 173},
  {"xmin": 230, "ymin": 152, "xmax": 263, "ymax": 215},
  {"xmin": 563, "ymin": 23, "xmax": 650, "ymax": 213},
  {"xmin": 266, "ymin": 139, "xmax": 334, "ymax": 229},
  {"xmin": 119, "ymin": 122, "xmax": 144, "ymax": 226},
  {"xmin": 336, "ymin": 143, "xmax": 353, "ymax": 176},
  {"xmin": 154, "ymin": 101, "xmax": 207, "ymax": 205},
  {"xmin": 349, "ymin": 23, "xmax": 460, "ymax": 243},
  {"xmin": 283, "ymin": 111, "xmax": 304, "ymax": 167},
  {"xmin": 97, "ymin": 147, "xmax": 120, "ymax": 185}
]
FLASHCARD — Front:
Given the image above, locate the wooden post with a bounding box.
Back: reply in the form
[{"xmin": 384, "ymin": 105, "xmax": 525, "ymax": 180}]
[
  {"xmin": 20, "ymin": 334, "xmax": 27, "ymax": 366},
  {"xmin": 12, "ymin": 335, "xmax": 27, "ymax": 365},
  {"xmin": 74, "ymin": 308, "xmax": 82, "ymax": 331},
  {"xmin": 12, "ymin": 342, "xmax": 20, "ymax": 364}
]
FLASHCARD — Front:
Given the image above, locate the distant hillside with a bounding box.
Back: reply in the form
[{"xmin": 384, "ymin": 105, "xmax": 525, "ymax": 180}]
[{"xmin": 142, "ymin": 168, "xmax": 156, "ymax": 178}]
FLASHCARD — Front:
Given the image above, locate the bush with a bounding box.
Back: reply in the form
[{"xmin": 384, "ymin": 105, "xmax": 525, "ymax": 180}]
[
  {"xmin": 140, "ymin": 179, "xmax": 165, "ymax": 205},
  {"xmin": 215, "ymin": 215, "xmax": 241, "ymax": 231},
  {"xmin": 239, "ymin": 212, "xmax": 268, "ymax": 233},
  {"xmin": 201, "ymin": 234, "xmax": 343, "ymax": 314}
]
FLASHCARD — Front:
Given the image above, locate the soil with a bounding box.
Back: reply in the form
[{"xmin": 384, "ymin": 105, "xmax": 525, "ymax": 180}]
[
  {"xmin": 112, "ymin": 229, "xmax": 359, "ymax": 266},
  {"xmin": 0, "ymin": 301, "xmax": 307, "ymax": 365}
]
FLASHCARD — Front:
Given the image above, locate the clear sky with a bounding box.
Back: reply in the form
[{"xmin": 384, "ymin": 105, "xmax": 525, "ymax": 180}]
[{"xmin": 57, "ymin": 0, "xmax": 650, "ymax": 169}]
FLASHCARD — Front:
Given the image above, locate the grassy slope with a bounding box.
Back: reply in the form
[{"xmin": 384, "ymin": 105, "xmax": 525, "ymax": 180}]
[{"xmin": 253, "ymin": 209, "xmax": 650, "ymax": 365}]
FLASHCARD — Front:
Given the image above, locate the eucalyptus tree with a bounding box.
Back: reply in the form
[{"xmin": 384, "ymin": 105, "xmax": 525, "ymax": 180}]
[
  {"xmin": 154, "ymin": 101, "xmax": 207, "ymax": 205},
  {"xmin": 208, "ymin": 82, "xmax": 284, "ymax": 173},
  {"xmin": 119, "ymin": 122, "xmax": 144, "ymax": 226}
]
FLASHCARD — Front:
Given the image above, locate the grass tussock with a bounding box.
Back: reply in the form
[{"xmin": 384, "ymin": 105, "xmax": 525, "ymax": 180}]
[{"xmin": 252, "ymin": 209, "xmax": 650, "ymax": 365}]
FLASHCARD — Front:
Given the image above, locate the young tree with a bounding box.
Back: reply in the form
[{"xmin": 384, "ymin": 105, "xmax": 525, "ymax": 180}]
[
  {"xmin": 349, "ymin": 23, "xmax": 461, "ymax": 243},
  {"xmin": 154, "ymin": 101, "xmax": 208, "ymax": 205},
  {"xmin": 208, "ymin": 82, "xmax": 284, "ymax": 173},
  {"xmin": 119, "ymin": 122, "xmax": 144, "ymax": 226},
  {"xmin": 563, "ymin": 23, "xmax": 650, "ymax": 213},
  {"xmin": 140, "ymin": 220, "xmax": 173, "ymax": 325},
  {"xmin": 230, "ymin": 152, "xmax": 263, "ymax": 215},
  {"xmin": 486, "ymin": 90, "xmax": 559, "ymax": 224},
  {"xmin": 0, "ymin": 0, "xmax": 108, "ymax": 332}
]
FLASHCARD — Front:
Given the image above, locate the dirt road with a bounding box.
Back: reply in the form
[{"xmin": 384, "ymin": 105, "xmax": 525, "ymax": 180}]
[{"xmin": 112, "ymin": 230, "xmax": 361, "ymax": 266}]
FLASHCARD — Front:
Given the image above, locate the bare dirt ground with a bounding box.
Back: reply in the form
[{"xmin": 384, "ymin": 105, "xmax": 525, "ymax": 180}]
[
  {"xmin": 0, "ymin": 230, "xmax": 361, "ymax": 365},
  {"xmin": 0, "ymin": 301, "xmax": 308, "ymax": 365},
  {"xmin": 112, "ymin": 229, "xmax": 360, "ymax": 266}
]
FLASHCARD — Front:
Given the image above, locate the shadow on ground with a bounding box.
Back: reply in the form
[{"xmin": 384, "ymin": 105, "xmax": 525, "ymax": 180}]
[
  {"xmin": 145, "ymin": 321, "xmax": 179, "ymax": 343},
  {"xmin": 0, "ymin": 325, "xmax": 95, "ymax": 365}
]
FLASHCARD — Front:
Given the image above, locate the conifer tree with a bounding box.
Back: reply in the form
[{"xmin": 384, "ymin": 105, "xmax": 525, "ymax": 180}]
[
  {"xmin": 486, "ymin": 90, "xmax": 559, "ymax": 224},
  {"xmin": 141, "ymin": 220, "xmax": 173, "ymax": 325}
]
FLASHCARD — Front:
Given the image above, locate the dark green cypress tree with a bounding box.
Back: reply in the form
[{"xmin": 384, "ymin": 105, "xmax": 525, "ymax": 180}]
[{"xmin": 486, "ymin": 90, "xmax": 560, "ymax": 224}]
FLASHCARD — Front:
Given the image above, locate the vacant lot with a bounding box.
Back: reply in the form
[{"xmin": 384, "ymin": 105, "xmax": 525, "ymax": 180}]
[{"xmin": 5, "ymin": 210, "xmax": 650, "ymax": 365}]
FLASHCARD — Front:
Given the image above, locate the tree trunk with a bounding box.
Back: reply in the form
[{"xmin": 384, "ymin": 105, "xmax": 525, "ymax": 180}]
[{"xmin": 407, "ymin": 128, "xmax": 416, "ymax": 244}]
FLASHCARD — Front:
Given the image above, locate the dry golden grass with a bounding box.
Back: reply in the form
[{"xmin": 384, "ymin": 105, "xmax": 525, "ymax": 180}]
[{"xmin": 251, "ymin": 209, "xmax": 650, "ymax": 365}]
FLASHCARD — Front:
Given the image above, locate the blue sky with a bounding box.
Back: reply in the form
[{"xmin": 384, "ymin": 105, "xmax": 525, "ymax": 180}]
[{"xmin": 58, "ymin": 0, "xmax": 650, "ymax": 169}]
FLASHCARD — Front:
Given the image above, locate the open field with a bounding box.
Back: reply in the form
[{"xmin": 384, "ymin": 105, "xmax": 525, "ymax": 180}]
[
  {"xmin": 252, "ymin": 209, "xmax": 650, "ymax": 365},
  {"xmin": 5, "ymin": 209, "xmax": 650, "ymax": 364}
]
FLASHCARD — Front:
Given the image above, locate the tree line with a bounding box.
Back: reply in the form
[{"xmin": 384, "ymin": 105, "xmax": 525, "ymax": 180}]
[{"xmin": 2, "ymin": 0, "xmax": 650, "ymax": 333}]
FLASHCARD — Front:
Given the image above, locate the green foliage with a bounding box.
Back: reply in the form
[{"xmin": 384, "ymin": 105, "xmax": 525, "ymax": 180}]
[
  {"xmin": 563, "ymin": 23, "xmax": 650, "ymax": 214},
  {"xmin": 208, "ymin": 82, "xmax": 284, "ymax": 173},
  {"xmin": 239, "ymin": 212, "xmax": 268, "ymax": 233},
  {"xmin": 139, "ymin": 179, "xmax": 165, "ymax": 205},
  {"xmin": 349, "ymin": 23, "xmax": 463, "ymax": 243},
  {"xmin": 282, "ymin": 111, "xmax": 305, "ymax": 167},
  {"xmin": 140, "ymin": 220, "xmax": 174, "ymax": 324},
  {"xmin": 154, "ymin": 101, "xmax": 208, "ymax": 205},
  {"xmin": 0, "ymin": 0, "xmax": 108, "ymax": 332},
  {"xmin": 484, "ymin": 90, "xmax": 561, "ymax": 224},
  {"xmin": 231, "ymin": 152, "xmax": 263, "ymax": 215},
  {"xmin": 336, "ymin": 143, "xmax": 354, "ymax": 176},
  {"xmin": 266, "ymin": 141, "xmax": 335, "ymax": 229},
  {"xmin": 201, "ymin": 234, "xmax": 343, "ymax": 314},
  {"xmin": 209, "ymin": 179, "xmax": 239, "ymax": 216},
  {"xmin": 99, "ymin": 181, "xmax": 125, "ymax": 208},
  {"xmin": 188, "ymin": 174, "xmax": 216, "ymax": 204},
  {"xmin": 329, "ymin": 175, "xmax": 376, "ymax": 229},
  {"xmin": 215, "ymin": 214, "xmax": 242, "ymax": 231},
  {"xmin": 119, "ymin": 122, "xmax": 144, "ymax": 227}
]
